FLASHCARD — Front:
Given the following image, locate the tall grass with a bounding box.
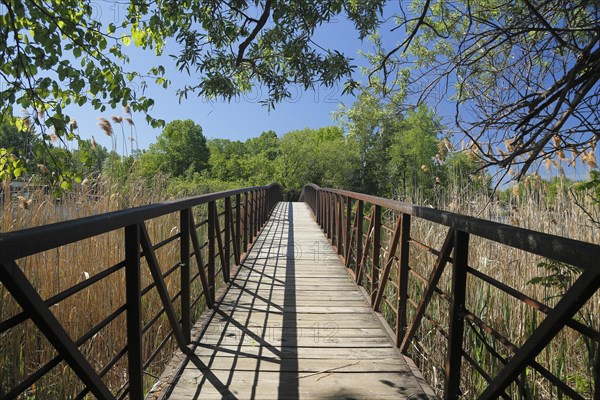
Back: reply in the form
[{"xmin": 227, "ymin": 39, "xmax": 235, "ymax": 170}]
[
  {"xmin": 0, "ymin": 177, "xmax": 217, "ymax": 398},
  {"xmin": 377, "ymin": 177, "xmax": 599, "ymax": 399}
]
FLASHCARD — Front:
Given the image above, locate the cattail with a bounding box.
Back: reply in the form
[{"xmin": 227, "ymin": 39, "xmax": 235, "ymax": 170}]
[
  {"xmin": 97, "ymin": 118, "xmax": 113, "ymax": 136},
  {"xmin": 17, "ymin": 196, "xmax": 32, "ymax": 210},
  {"xmin": 111, "ymin": 115, "xmax": 123, "ymax": 124},
  {"xmin": 38, "ymin": 164, "xmax": 50, "ymax": 174},
  {"xmin": 552, "ymin": 135, "xmax": 560, "ymax": 149},
  {"xmin": 583, "ymin": 150, "xmax": 597, "ymax": 168},
  {"xmin": 442, "ymin": 138, "xmax": 453, "ymax": 151}
]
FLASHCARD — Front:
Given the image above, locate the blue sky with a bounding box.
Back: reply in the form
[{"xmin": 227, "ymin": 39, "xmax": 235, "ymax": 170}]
[
  {"xmin": 57, "ymin": 2, "xmax": 595, "ymax": 182},
  {"xmin": 67, "ymin": 3, "xmax": 380, "ymax": 152}
]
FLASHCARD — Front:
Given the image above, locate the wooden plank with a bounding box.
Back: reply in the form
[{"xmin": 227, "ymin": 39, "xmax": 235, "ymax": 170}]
[{"xmin": 160, "ymin": 202, "xmax": 435, "ymax": 400}]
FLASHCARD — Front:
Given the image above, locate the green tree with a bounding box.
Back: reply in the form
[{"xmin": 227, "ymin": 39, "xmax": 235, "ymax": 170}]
[
  {"xmin": 276, "ymin": 126, "xmax": 357, "ymax": 197},
  {"xmin": 365, "ymin": 0, "xmax": 600, "ymax": 179},
  {"xmin": 136, "ymin": 119, "xmax": 209, "ymax": 178},
  {"xmin": 337, "ymin": 88, "xmax": 398, "ymax": 195},
  {"xmin": 388, "ymin": 106, "xmax": 441, "ymax": 199}
]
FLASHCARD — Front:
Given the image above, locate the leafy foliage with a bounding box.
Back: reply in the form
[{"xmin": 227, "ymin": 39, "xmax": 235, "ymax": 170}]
[{"xmin": 366, "ymin": 0, "xmax": 600, "ymax": 179}]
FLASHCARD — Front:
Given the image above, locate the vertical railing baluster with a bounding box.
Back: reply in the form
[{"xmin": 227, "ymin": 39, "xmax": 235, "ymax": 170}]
[
  {"xmin": 445, "ymin": 230, "xmax": 469, "ymax": 400},
  {"xmin": 180, "ymin": 209, "xmax": 191, "ymax": 344},
  {"xmin": 329, "ymin": 192, "xmax": 334, "ymax": 240},
  {"xmin": 125, "ymin": 223, "xmax": 143, "ymax": 400},
  {"xmin": 254, "ymin": 190, "xmax": 259, "ymax": 238},
  {"xmin": 319, "ymin": 191, "xmax": 323, "ymax": 228},
  {"xmin": 396, "ymin": 214, "xmax": 411, "ymax": 347},
  {"xmin": 316, "ymin": 189, "xmax": 320, "ymax": 225},
  {"xmin": 235, "ymin": 193, "xmax": 241, "ymax": 263},
  {"xmin": 371, "ymin": 205, "xmax": 381, "ymax": 305},
  {"xmin": 249, "ymin": 191, "xmax": 255, "ymax": 242},
  {"xmin": 356, "ymin": 200, "xmax": 363, "ymax": 276},
  {"xmin": 207, "ymin": 201, "xmax": 216, "ymax": 303},
  {"xmin": 323, "ymin": 192, "xmax": 328, "ymax": 235},
  {"xmin": 332, "ymin": 194, "xmax": 338, "ymax": 247},
  {"xmin": 224, "ymin": 197, "xmax": 232, "ymax": 281},
  {"xmin": 243, "ymin": 192, "xmax": 249, "ymax": 252},
  {"xmin": 344, "ymin": 196, "xmax": 351, "ymax": 265},
  {"xmin": 337, "ymin": 194, "xmax": 343, "ymax": 255}
]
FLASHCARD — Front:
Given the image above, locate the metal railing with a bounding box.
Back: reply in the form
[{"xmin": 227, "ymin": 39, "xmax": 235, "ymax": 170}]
[
  {"xmin": 0, "ymin": 183, "xmax": 283, "ymax": 399},
  {"xmin": 300, "ymin": 183, "xmax": 600, "ymax": 400}
]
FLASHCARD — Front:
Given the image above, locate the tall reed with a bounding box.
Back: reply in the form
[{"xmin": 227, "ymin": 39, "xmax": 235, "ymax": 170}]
[
  {"xmin": 0, "ymin": 176, "xmax": 215, "ymax": 398},
  {"xmin": 391, "ymin": 177, "xmax": 599, "ymax": 399}
]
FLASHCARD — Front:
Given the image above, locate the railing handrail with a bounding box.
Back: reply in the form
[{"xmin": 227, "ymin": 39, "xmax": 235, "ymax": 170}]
[
  {"xmin": 0, "ymin": 183, "xmax": 282, "ymax": 263},
  {"xmin": 302, "ymin": 184, "xmax": 599, "ymax": 270},
  {"xmin": 300, "ymin": 182, "xmax": 600, "ymax": 400},
  {"xmin": 1, "ymin": 182, "xmax": 283, "ymax": 399}
]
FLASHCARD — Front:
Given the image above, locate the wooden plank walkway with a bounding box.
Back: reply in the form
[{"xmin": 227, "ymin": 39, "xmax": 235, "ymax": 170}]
[{"xmin": 161, "ymin": 202, "xmax": 436, "ymax": 399}]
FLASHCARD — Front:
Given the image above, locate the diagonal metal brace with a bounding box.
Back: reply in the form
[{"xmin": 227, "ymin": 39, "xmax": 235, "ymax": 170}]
[
  {"xmin": 0, "ymin": 261, "xmax": 114, "ymax": 399},
  {"xmin": 139, "ymin": 223, "xmax": 188, "ymax": 352}
]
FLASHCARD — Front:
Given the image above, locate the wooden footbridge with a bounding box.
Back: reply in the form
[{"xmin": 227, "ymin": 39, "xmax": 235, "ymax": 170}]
[{"xmin": 1, "ymin": 183, "xmax": 599, "ymax": 399}]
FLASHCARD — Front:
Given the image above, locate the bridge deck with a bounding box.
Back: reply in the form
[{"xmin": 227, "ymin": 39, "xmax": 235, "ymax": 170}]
[{"xmin": 161, "ymin": 202, "xmax": 435, "ymax": 399}]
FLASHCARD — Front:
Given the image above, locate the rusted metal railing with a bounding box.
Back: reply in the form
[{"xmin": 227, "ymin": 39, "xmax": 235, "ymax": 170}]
[
  {"xmin": 300, "ymin": 183, "xmax": 600, "ymax": 400},
  {"xmin": 0, "ymin": 184, "xmax": 282, "ymax": 399}
]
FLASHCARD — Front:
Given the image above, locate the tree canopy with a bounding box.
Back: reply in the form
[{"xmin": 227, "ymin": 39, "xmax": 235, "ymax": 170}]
[
  {"xmin": 0, "ymin": 0, "xmax": 598, "ymax": 184},
  {"xmin": 365, "ymin": 0, "xmax": 600, "ymax": 178},
  {"xmin": 135, "ymin": 119, "xmax": 209, "ymax": 177}
]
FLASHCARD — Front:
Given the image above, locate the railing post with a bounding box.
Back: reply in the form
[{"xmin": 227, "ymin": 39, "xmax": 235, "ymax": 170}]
[
  {"xmin": 337, "ymin": 195, "xmax": 343, "ymax": 256},
  {"xmin": 356, "ymin": 200, "xmax": 363, "ymax": 275},
  {"xmin": 323, "ymin": 192, "xmax": 328, "ymax": 235},
  {"xmin": 445, "ymin": 230, "xmax": 469, "ymax": 399},
  {"xmin": 316, "ymin": 189, "xmax": 320, "ymax": 225},
  {"xmin": 250, "ymin": 191, "xmax": 255, "ymax": 241},
  {"xmin": 396, "ymin": 214, "xmax": 411, "ymax": 346},
  {"xmin": 254, "ymin": 190, "xmax": 259, "ymax": 238},
  {"xmin": 235, "ymin": 193, "xmax": 241, "ymax": 263},
  {"xmin": 125, "ymin": 223, "xmax": 144, "ymax": 400},
  {"xmin": 207, "ymin": 201, "xmax": 216, "ymax": 303},
  {"xmin": 224, "ymin": 197, "xmax": 232, "ymax": 279},
  {"xmin": 180, "ymin": 209, "xmax": 191, "ymax": 344},
  {"xmin": 328, "ymin": 192, "xmax": 334, "ymax": 240},
  {"xmin": 319, "ymin": 191, "xmax": 323, "ymax": 228},
  {"xmin": 344, "ymin": 197, "xmax": 352, "ymax": 264},
  {"xmin": 243, "ymin": 192, "xmax": 249, "ymax": 252},
  {"xmin": 371, "ymin": 205, "xmax": 381, "ymax": 304}
]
